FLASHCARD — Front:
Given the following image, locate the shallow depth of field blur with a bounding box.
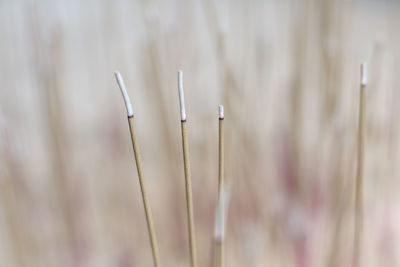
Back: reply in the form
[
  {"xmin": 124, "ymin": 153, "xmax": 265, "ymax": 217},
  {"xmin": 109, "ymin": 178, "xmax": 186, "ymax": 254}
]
[{"xmin": 1, "ymin": 0, "xmax": 400, "ymax": 266}]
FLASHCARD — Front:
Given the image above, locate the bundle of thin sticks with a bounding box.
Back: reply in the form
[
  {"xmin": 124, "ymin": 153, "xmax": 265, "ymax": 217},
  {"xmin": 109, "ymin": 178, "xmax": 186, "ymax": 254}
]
[
  {"xmin": 113, "ymin": 63, "xmax": 366, "ymax": 267},
  {"xmin": 114, "ymin": 70, "xmax": 230, "ymax": 267}
]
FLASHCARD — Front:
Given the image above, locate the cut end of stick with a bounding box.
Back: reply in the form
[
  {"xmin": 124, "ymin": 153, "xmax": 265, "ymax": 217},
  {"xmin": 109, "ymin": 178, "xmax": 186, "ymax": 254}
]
[
  {"xmin": 219, "ymin": 105, "xmax": 224, "ymax": 119},
  {"xmin": 360, "ymin": 63, "xmax": 367, "ymax": 87},
  {"xmin": 178, "ymin": 70, "xmax": 186, "ymax": 121},
  {"xmin": 214, "ymin": 184, "xmax": 230, "ymax": 243},
  {"xmin": 114, "ymin": 71, "xmax": 134, "ymax": 117}
]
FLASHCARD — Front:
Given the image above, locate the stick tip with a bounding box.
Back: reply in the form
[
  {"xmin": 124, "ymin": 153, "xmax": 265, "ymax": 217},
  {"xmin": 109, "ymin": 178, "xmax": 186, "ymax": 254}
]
[
  {"xmin": 361, "ymin": 63, "xmax": 367, "ymax": 87},
  {"xmin": 219, "ymin": 105, "xmax": 224, "ymax": 119},
  {"xmin": 178, "ymin": 70, "xmax": 186, "ymax": 121},
  {"xmin": 114, "ymin": 71, "xmax": 134, "ymax": 117}
]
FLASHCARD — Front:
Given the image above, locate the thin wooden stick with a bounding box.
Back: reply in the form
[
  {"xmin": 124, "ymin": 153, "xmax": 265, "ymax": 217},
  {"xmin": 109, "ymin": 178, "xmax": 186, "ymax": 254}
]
[
  {"xmin": 354, "ymin": 63, "xmax": 367, "ymax": 267},
  {"xmin": 215, "ymin": 105, "xmax": 225, "ymax": 267},
  {"xmin": 178, "ymin": 70, "xmax": 197, "ymax": 267},
  {"xmin": 218, "ymin": 105, "xmax": 224, "ymax": 192},
  {"xmin": 115, "ymin": 71, "xmax": 161, "ymax": 267}
]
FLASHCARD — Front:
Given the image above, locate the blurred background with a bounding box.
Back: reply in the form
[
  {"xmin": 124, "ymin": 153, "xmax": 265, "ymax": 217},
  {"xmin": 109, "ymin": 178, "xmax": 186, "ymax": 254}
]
[{"xmin": 1, "ymin": 0, "xmax": 400, "ymax": 266}]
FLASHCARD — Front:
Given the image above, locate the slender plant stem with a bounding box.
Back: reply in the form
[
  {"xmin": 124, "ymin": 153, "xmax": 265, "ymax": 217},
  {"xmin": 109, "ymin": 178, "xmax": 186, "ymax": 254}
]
[
  {"xmin": 354, "ymin": 63, "xmax": 367, "ymax": 267},
  {"xmin": 178, "ymin": 71, "xmax": 197, "ymax": 267},
  {"xmin": 115, "ymin": 72, "xmax": 161, "ymax": 267}
]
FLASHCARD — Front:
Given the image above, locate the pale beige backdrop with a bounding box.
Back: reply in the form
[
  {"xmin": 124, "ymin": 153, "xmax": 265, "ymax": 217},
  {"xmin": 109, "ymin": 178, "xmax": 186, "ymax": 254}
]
[{"xmin": 0, "ymin": 0, "xmax": 399, "ymax": 266}]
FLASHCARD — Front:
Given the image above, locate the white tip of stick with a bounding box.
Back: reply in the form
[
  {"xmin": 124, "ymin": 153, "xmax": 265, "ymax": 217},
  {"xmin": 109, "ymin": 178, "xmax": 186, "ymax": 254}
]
[
  {"xmin": 219, "ymin": 105, "xmax": 224, "ymax": 119},
  {"xmin": 178, "ymin": 70, "xmax": 186, "ymax": 121},
  {"xmin": 114, "ymin": 71, "xmax": 134, "ymax": 117},
  {"xmin": 214, "ymin": 184, "xmax": 230, "ymax": 243},
  {"xmin": 361, "ymin": 63, "xmax": 367, "ymax": 87}
]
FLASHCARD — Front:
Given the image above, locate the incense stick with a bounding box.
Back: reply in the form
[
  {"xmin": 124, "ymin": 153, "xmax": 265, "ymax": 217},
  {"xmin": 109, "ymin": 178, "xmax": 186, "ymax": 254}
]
[
  {"xmin": 216, "ymin": 105, "xmax": 225, "ymax": 267},
  {"xmin": 178, "ymin": 70, "xmax": 197, "ymax": 267},
  {"xmin": 218, "ymin": 105, "xmax": 224, "ymax": 192},
  {"xmin": 354, "ymin": 63, "xmax": 367, "ymax": 267},
  {"xmin": 115, "ymin": 71, "xmax": 161, "ymax": 267}
]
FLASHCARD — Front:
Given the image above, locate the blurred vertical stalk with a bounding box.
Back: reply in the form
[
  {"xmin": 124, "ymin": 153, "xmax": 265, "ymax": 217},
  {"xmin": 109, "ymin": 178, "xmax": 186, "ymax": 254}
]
[
  {"xmin": 354, "ymin": 63, "xmax": 367, "ymax": 267},
  {"xmin": 178, "ymin": 71, "xmax": 197, "ymax": 267},
  {"xmin": 202, "ymin": 0, "xmax": 236, "ymax": 182},
  {"xmin": 327, "ymin": 156, "xmax": 353, "ymax": 267},
  {"xmin": 318, "ymin": 0, "xmax": 345, "ymax": 123},
  {"xmin": 28, "ymin": 5, "xmax": 93, "ymax": 262},
  {"xmin": 139, "ymin": 0, "xmax": 186, "ymax": 250},
  {"xmin": 30, "ymin": 23, "xmax": 81, "ymax": 264},
  {"xmin": 289, "ymin": 0, "xmax": 308, "ymax": 194},
  {"xmin": 115, "ymin": 72, "xmax": 161, "ymax": 267},
  {"xmin": 0, "ymin": 180, "xmax": 24, "ymax": 267},
  {"xmin": 1, "ymin": 140, "xmax": 25, "ymax": 267}
]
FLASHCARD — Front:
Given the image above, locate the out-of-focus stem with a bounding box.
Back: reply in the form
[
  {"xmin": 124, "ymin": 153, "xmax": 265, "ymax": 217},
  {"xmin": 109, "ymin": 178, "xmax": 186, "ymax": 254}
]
[{"xmin": 354, "ymin": 63, "xmax": 367, "ymax": 267}]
